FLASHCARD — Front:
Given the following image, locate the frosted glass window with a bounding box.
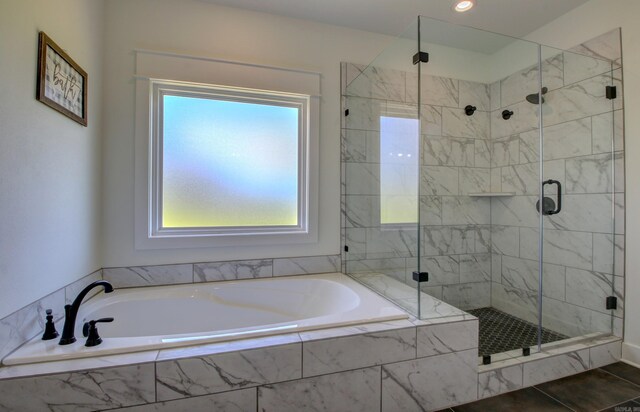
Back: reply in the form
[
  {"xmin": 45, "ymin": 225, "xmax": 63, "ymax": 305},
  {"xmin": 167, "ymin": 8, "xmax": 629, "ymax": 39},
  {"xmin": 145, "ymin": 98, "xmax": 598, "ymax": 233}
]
[
  {"xmin": 380, "ymin": 116, "xmax": 419, "ymax": 225},
  {"xmin": 153, "ymin": 84, "xmax": 309, "ymax": 234},
  {"xmin": 162, "ymin": 95, "xmax": 299, "ymax": 228}
]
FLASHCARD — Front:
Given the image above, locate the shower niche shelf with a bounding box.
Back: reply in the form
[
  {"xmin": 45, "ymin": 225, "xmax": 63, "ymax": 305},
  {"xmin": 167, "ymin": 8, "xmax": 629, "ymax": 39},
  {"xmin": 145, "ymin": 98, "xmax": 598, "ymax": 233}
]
[{"xmin": 468, "ymin": 192, "xmax": 516, "ymax": 197}]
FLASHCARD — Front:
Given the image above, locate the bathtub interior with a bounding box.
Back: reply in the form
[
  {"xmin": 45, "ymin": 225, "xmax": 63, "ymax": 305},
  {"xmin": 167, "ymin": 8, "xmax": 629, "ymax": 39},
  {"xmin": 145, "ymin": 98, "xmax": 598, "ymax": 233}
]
[
  {"xmin": 79, "ymin": 276, "xmax": 363, "ymax": 338},
  {"xmin": 2, "ymin": 273, "xmax": 410, "ymax": 366}
]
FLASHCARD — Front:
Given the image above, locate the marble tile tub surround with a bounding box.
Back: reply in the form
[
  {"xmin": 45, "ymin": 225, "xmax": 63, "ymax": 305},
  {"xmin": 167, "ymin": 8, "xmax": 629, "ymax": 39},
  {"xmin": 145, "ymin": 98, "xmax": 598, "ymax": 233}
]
[
  {"xmin": 489, "ymin": 28, "xmax": 625, "ymax": 338},
  {"xmin": 0, "ymin": 254, "xmax": 339, "ymax": 367},
  {"xmin": 0, "ymin": 315, "xmax": 481, "ymax": 411},
  {"xmin": 104, "ymin": 254, "xmax": 341, "ymax": 288},
  {"xmin": 0, "ymin": 269, "xmax": 102, "ymax": 361},
  {"xmin": 341, "ymin": 61, "xmax": 493, "ymax": 312},
  {"xmin": 0, "ymin": 315, "xmax": 623, "ymax": 412}
]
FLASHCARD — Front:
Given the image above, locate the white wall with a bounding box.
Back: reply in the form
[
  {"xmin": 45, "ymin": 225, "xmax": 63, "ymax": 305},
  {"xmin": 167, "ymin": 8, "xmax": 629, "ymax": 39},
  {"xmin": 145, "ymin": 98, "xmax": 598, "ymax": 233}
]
[
  {"xmin": 522, "ymin": 0, "xmax": 640, "ymax": 362},
  {"xmin": 101, "ymin": 0, "xmax": 395, "ymax": 266},
  {"xmin": 0, "ymin": 0, "xmax": 104, "ymax": 318}
]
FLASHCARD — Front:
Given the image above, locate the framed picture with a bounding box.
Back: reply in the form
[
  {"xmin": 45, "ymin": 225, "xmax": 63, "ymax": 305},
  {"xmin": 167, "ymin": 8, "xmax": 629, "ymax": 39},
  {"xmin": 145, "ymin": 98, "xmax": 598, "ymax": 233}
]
[{"xmin": 36, "ymin": 32, "xmax": 88, "ymax": 126}]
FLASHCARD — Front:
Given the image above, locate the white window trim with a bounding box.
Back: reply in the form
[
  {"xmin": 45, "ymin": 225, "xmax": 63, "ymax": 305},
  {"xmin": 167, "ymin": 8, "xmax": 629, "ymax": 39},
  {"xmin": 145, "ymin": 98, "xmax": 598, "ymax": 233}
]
[{"xmin": 134, "ymin": 50, "xmax": 320, "ymax": 249}]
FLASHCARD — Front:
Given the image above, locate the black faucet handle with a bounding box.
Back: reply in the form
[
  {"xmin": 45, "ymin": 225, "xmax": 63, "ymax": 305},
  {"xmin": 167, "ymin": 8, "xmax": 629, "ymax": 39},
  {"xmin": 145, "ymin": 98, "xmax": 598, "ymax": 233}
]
[
  {"xmin": 42, "ymin": 309, "xmax": 59, "ymax": 340},
  {"xmin": 83, "ymin": 317, "xmax": 114, "ymax": 347},
  {"xmin": 83, "ymin": 317, "xmax": 114, "ymax": 337}
]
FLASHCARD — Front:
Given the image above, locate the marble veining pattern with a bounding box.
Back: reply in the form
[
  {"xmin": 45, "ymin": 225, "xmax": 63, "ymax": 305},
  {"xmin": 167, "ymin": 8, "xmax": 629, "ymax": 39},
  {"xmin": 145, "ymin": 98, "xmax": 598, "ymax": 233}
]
[
  {"xmin": 478, "ymin": 364, "xmax": 523, "ymax": 399},
  {"xmin": 522, "ymin": 349, "xmax": 590, "ymax": 386},
  {"xmin": 491, "ymin": 135, "xmax": 519, "ymax": 167},
  {"xmin": 420, "ymin": 105, "xmax": 443, "ymax": 136},
  {"xmin": 108, "ymin": 388, "xmax": 257, "ymax": 412},
  {"xmin": 442, "ymin": 282, "xmax": 491, "ymax": 310},
  {"xmin": 258, "ymin": 367, "xmax": 381, "ymax": 412},
  {"xmin": 541, "ymin": 297, "xmax": 612, "ymax": 337},
  {"xmin": 459, "ymin": 80, "xmax": 491, "ymax": 111},
  {"xmin": 546, "ymin": 194, "xmax": 614, "ymax": 233},
  {"xmin": 589, "ymin": 341, "xmax": 622, "ymax": 368},
  {"xmin": 500, "ymin": 54, "xmax": 563, "ymax": 108},
  {"xmin": 273, "ymin": 255, "xmax": 340, "ymax": 277},
  {"xmin": 520, "ymin": 118, "xmax": 592, "ymax": 163},
  {"xmin": 155, "ymin": 343, "xmax": 301, "ymax": 401},
  {"xmin": 568, "ymin": 28, "xmax": 621, "ymax": 66},
  {"xmin": 423, "ymin": 136, "xmax": 475, "ymax": 167},
  {"xmin": 565, "ymin": 268, "xmax": 616, "ymax": 314},
  {"xmin": 420, "ymin": 166, "xmax": 459, "ymax": 195},
  {"xmin": 519, "ymin": 227, "xmax": 593, "ymax": 270},
  {"xmin": 103, "ymin": 264, "xmax": 193, "ymax": 288},
  {"xmin": 419, "ymin": 256, "xmax": 460, "ymax": 285},
  {"xmin": 409, "ymin": 73, "xmax": 459, "ymax": 107},
  {"xmin": 563, "ymin": 49, "xmax": 614, "ymax": 85},
  {"xmin": 459, "ymin": 168, "xmax": 491, "ymax": 195},
  {"xmin": 441, "ymin": 197, "xmax": 490, "ymax": 225},
  {"xmin": 459, "ymin": 254, "xmax": 491, "ymax": 283},
  {"xmin": 565, "ymin": 153, "xmax": 615, "ymax": 194},
  {"xmin": 302, "ymin": 327, "xmax": 416, "ymax": 377},
  {"xmin": 422, "ymin": 226, "xmax": 475, "ymax": 257},
  {"xmin": 592, "ymin": 110, "xmax": 624, "ymax": 154},
  {"xmin": 501, "ymin": 256, "xmax": 565, "ymax": 301},
  {"xmin": 381, "ymin": 349, "xmax": 478, "ymax": 411},
  {"xmin": 194, "ymin": 259, "xmax": 272, "ymax": 282},
  {"xmin": 442, "ymin": 107, "xmax": 490, "ymax": 139},
  {"xmin": 491, "ymin": 225, "xmax": 519, "ymax": 257},
  {"xmin": 416, "ymin": 320, "xmax": 478, "ymax": 357},
  {"xmin": 0, "ymin": 364, "xmax": 155, "ymax": 412},
  {"xmin": 0, "ymin": 288, "xmax": 65, "ymax": 361}
]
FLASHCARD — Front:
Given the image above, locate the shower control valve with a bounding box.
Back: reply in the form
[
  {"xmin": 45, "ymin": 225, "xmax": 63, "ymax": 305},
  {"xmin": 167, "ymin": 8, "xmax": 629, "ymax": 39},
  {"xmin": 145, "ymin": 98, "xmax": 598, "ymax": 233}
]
[{"xmin": 464, "ymin": 105, "xmax": 477, "ymax": 116}]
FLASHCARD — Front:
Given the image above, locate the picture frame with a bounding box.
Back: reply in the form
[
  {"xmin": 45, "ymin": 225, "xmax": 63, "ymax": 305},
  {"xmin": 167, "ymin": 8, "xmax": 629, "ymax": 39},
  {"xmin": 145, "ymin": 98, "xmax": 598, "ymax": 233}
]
[{"xmin": 36, "ymin": 32, "xmax": 88, "ymax": 126}]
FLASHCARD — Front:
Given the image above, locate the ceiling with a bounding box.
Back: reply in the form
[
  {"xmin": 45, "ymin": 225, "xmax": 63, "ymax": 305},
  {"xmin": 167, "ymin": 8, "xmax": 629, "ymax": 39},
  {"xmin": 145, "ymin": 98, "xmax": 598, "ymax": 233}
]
[{"xmin": 197, "ymin": 0, "xmax": 591, "ymax": 40}]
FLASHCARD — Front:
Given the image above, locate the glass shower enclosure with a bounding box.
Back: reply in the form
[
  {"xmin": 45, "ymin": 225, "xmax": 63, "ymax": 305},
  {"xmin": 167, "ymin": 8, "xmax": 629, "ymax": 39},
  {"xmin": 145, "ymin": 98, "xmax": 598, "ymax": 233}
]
[{"xmin": 341, "ymin": 16, "xmax": 623, "ymax": 362}]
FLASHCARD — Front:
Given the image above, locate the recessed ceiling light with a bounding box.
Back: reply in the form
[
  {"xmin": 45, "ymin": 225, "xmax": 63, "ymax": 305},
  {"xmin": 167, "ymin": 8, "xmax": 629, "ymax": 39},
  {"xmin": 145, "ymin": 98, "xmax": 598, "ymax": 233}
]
[{"xmin": 453, "ymin": 0, "xmax": 476, "ymax": 12}]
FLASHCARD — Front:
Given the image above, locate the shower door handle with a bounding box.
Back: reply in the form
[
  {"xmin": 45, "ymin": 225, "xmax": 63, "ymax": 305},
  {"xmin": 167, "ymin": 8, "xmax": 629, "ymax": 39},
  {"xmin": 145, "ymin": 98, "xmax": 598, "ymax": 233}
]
[{"xmin": 543, "ymin": 179, "xmax": 562, "ymax": 215}]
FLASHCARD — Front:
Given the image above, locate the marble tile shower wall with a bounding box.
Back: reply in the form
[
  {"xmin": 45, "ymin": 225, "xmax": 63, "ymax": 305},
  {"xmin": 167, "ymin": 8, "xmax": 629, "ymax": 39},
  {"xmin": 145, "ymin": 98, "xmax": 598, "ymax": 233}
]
[
  {"xmin": 341, "ymin": 63, "xmax": 493, "ymax": 311},
  {"xmin": 488, "ymin": 29, "xmax": 625, "ymax": 338},
  {"xmin": 341, "ymin": 29, "xmax": 624, "ymax": 329}
]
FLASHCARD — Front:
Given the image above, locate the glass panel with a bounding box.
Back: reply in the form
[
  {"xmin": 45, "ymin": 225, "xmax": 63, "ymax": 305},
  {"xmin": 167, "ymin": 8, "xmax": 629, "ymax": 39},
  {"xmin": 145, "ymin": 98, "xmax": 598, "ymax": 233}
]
[
  {"xmin": 342, "ymin": 19, "xmax": 420, "ymax": 318},
  {"xmin": 342, "ymin": 16, "xmax": 624, "ymax": 365},
  {"xmin": 539, "ymin": 43, "xmax": 619, "ymax": 346},
  {"xmin": 417, "ymin": 16, "xmax": 542, "ymax": 359},
  {"xmin": 162, "ymin": 94, "xmax": 299, "ymax": 228}
]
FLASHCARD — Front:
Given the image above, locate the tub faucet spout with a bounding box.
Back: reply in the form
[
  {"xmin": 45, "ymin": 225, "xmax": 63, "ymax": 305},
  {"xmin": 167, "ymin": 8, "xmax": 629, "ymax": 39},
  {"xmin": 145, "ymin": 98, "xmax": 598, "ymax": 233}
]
[{"xmin": 59, "ymin": 280, "xmax": 114, "ymax": 345}]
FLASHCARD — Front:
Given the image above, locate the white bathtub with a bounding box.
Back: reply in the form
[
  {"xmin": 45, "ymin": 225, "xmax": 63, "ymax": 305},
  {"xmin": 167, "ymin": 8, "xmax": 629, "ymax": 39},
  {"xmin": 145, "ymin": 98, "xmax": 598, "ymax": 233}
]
[{"xmin": 3, "ymin": 273, "xmax": 408, "ymax": 365}]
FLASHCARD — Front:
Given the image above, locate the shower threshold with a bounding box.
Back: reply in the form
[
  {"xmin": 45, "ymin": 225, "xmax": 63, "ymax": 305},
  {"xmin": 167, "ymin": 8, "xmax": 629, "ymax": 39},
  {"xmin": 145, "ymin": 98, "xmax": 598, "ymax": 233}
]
[{"xmin": 467, "ymin": 307, "xmax": 568, "ymax": 356}]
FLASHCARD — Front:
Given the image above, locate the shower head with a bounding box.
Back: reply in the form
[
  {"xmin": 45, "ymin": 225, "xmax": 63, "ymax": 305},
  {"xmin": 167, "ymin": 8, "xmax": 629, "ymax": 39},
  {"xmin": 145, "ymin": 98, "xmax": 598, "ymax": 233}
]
[{"xmin": 526, "ymin": 87, "xmax": 548, "ymax": 104}]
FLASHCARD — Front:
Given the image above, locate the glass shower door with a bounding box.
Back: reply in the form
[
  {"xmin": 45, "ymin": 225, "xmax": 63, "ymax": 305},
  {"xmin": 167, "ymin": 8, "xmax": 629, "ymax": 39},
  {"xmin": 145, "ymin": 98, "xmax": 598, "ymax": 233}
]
[
  {"xmin": 416, "ymin": 17, "xmax": 544, "ymax": 340},
  {"xmin": 538, "ymin": 44, "xmax": 620, "ymax": 345}
]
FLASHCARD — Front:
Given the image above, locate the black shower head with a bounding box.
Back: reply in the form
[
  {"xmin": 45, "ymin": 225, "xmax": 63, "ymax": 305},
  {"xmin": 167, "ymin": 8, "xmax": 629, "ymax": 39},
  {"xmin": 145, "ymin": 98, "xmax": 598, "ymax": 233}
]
[{"xmin": 526, "ymin": 87, "xmax": 548, "ymax": 104}]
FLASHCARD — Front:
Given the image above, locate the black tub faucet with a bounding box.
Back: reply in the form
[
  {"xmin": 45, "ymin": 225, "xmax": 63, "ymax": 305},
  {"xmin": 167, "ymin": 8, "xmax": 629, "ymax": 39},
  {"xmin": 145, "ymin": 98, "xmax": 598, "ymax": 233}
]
[{"xmin": 59, "ymin": 280, "xmax": 114, "ymax": 345}]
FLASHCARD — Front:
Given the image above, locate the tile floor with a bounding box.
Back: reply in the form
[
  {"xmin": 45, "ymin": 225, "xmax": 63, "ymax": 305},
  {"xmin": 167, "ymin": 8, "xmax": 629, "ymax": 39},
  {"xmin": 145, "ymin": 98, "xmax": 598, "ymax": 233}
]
[
  {"xmin": 439, "ymin": 362, "xmax": 640, "ymax": 411},
  {"xmin": 468, "ymin": 307, "xmax": 568, "ymax": 355}
]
